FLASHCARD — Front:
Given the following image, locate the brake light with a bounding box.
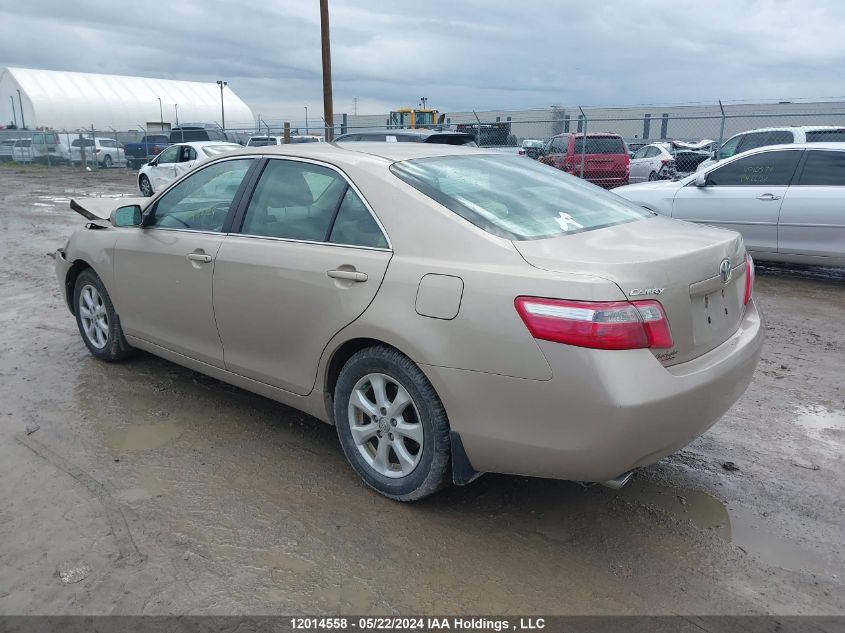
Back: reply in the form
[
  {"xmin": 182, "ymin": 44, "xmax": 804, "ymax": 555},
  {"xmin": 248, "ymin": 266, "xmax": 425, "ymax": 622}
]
[
  {"xmin": 514, "ymin": 297, "xmax": 673, "ymax": 350},
  {"xmin": 152, "ymin": 147, "xmax": 161, "ymax": 154},
  {"xmin": 661, "ymin": 159, "xmax": 672, "ymax": 166},
  {"xmin": 94, "ymin": 148, "xmax": 100, "ymax": 154},
  {"xmin": 744, "ymin": 254, "xmax": 754, "ymax": 305}
]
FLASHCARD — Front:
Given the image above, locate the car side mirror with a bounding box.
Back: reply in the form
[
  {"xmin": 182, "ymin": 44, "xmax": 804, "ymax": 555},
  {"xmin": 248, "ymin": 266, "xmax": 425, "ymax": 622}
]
[
  {"xmin": 111, "ymin": 205, "xmax": 142, "ymax": 227},
  {"xmin": 694, "ymin": 172, "xmax": 707, "ymax": 187}
]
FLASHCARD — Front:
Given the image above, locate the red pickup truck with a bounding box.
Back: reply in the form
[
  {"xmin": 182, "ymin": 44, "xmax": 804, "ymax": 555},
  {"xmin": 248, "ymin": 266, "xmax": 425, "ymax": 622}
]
[{"xmin": 539, "ymin": 133, "xmax": 629, "ymax": 188}]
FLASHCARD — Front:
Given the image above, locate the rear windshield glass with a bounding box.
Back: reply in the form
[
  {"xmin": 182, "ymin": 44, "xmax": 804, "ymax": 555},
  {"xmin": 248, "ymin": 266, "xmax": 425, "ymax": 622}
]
[
  {"xmin": 805, "ymin": 129, "xmax": 845, "ymax": 142},
  {"xmin": 425, "ymin": 135, "xmax": 478, "ymax": 146},
  {"xmin": 390, "ymin": 155, "xmax": 650, "ymax": 240},
  {"xmin": 574, "ymin": 137, "xmax": 626, "ymax": 155},
  {"xmin": 248, "ymin": 137, "xmax": 276, "ymax": 146},
  {"xmin": 201, "ymin": 144, "xmax": 241, "ymax": 156}
]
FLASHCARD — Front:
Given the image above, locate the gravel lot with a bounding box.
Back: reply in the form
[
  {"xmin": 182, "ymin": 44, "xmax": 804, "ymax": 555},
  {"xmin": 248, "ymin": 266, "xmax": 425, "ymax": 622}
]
[{"xmin": 0, "ymin": 165, "xmax": 843, "ymax": 615}]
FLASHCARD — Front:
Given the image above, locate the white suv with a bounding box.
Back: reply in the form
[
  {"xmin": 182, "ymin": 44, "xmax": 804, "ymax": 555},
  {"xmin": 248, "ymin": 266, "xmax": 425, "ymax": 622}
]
[
  {"xmin": 70, "ymin": 137, "xmax": 126, "ymax": 168},
  {"xmin": 697, "ymin": 125, "xmax": 845, "ymax": 171}
]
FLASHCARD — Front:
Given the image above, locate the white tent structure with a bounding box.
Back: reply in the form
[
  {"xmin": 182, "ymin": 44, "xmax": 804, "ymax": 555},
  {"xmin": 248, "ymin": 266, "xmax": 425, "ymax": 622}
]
[{"xmin": 1, "ymin": 67, "xmax": 254, "ymax": 131}]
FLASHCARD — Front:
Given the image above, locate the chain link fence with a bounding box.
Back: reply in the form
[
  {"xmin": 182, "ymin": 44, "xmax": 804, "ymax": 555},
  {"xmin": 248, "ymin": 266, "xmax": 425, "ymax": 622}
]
[{"xmin": 2, "ymin": 101, "xmax": 844, "ymax": 184}]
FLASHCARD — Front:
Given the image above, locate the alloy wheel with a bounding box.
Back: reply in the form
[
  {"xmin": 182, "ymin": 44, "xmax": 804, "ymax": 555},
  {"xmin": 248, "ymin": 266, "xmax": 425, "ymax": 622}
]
[
  {"xmin": 78, "ymin": 284, "xmax": 109, "ymax": 349},
  {"xmin": 347, "ymin": 372, "xmax": 424, "ymax": 478}
]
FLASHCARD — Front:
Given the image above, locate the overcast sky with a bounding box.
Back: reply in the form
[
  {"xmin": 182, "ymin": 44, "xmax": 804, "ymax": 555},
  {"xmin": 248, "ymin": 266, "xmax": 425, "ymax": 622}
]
[{"xmin": 2, "ymin": 0, "xmax": 844, "ymax": 125}]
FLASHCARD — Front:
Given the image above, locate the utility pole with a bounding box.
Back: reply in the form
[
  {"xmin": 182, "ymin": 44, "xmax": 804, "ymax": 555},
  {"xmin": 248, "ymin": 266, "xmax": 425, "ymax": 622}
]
[
  {"xmin": 174, "ymin": 103, "xmax": 179, "ymax": 127},
  {"xmin": 420, "ymin": 96, "xmax": 428, "ymax": 109},
  {"xmin": 10, "ymin": 95, "xmax": 17, "ymax": 128},
  {"xmin": 157, "ymin": 97, "xmax": 163, "ymax": 128},
  {"xmin": 305, "ymin": 106, "xmax": 308, "ymax": 134},
  {"xmin": 217, "ymin": 80, "xmax": 227, "ymax": 131},
  {"xmin": 17, "ymin": 89, "xmax": 25, "ymax": 129},
  {"xmin": 320, "ymin": 0, "xmax": 334, "ymax": 141},
  {"xmin": 353, "ymin": 97, "xmax": 358, "ymax": 116}
]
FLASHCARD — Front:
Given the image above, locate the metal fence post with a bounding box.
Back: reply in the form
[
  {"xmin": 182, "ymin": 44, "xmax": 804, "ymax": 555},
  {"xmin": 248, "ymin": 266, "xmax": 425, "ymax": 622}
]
[
  {"xmin": 579, "ymin": 106, "xmax": 587, "ymax": 179},
  {"xmin": 717, "ymin": 100, "xmax": 726, "ymax": 163},
  {"xmin": 472, "ymin": 110, "xmax": 481, "ymax": 146},
  {"xmin": 283, "ymin": 122, "xmax": 291, "ymax": 144}
]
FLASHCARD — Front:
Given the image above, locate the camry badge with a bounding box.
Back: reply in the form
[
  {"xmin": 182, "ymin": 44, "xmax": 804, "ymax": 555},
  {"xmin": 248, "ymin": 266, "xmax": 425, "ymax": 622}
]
[
  {"xmin": 629, "ymin": 288, "xmax": 665, "ymax": 296},
  {"xmin": 719, "ymin": 258, "xmax": 732, "ymax": 284}
]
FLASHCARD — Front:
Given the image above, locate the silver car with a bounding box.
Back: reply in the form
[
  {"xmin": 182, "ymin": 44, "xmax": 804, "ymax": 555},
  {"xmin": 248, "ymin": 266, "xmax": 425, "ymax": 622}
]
[
  {"xmin": 614, "ymin": 142, "xmax": 845, "ymax": 267},
  {"xmin": 56, "ymin": 143, "xmax": 763, "ymax": 500}
]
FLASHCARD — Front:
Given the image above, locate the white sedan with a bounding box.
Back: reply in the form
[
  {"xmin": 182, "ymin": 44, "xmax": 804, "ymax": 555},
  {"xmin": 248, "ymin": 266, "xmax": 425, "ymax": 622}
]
[
  {"xmin": 137, "ymin": 142, "xmax": 242, "ymax": 196},
  {"xmin": 629, "ymin": 143, "xmax": 676, "ymax": 182},
  {"xmin": 613, "ymin": 142, "xmax": 845, "ymax": 267}
]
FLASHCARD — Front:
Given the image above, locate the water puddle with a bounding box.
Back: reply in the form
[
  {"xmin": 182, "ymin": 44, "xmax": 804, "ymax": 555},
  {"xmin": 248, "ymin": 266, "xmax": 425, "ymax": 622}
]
[
  {"xmin": 793, "ymin": 405, "xmax": 845, "ymax": 440},
  {"xmin": 619, "ymin": 479, "xmax": 832, "ymax": 576},
  {"xmin": 103, "ymin": 422, "xmax": 182, "ymax": 456}
]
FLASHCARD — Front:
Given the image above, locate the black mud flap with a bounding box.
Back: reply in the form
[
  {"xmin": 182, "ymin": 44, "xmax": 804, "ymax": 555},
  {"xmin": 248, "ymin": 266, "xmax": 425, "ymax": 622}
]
[{"xmin": 450, "ymin": 430, "xmax": 482, "ymax": 486}]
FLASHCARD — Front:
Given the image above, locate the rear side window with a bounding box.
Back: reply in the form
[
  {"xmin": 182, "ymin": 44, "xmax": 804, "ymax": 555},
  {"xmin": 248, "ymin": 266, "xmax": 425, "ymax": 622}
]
[
  {"xmin": 805, "ymin": 129, "xmax": 845, "ymax": 142},
  {"xmin": 391, "ymin": 154, "xmax": 650, "ymax": 240},
  {"xmin": 706, "ymin": 150, "xmax": 801, "ymax": 186},
  {"xmin": 425, "ymin": 135, "xmax": 476, "ymax": 146},
  {"xmin": 797, "ymin": 151, "xmax": 845, "ymax": 186},
  {"xmin": 329, "ymin": 188, "xmax": 388, "ymax": 248},
  {"xmin": 736, "ymin": 130, "xmax": 793, "ymax": 153},
  {"xmin": 574, "ymin": 137, "xmax": 626, "ymax": 155}
]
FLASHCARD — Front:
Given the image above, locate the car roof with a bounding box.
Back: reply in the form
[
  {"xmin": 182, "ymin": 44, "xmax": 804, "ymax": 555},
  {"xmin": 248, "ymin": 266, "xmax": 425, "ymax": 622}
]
[
  {"xmin": 731, "ymin": 125, "xmax": 845, "ymax": 134},
  {"xmin": 741, "ymin": 141, "xmax": 845, "ymax": 151},
  {"xmin": 174, "ymin": 141, "xmax": 242, "ymax": 148},
  {"xmin": 226, "ymin": 141, "xmax": 500, "ymax": 164}
]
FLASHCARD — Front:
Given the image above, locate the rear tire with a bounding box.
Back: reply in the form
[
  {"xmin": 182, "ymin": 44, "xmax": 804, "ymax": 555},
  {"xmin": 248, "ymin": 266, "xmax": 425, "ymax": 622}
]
[
  {"xmin": 334, "ymin": 346, "xmax": 451, "ymax": 501},
  {"xmin": 73, "ymin": 269, "xmax": 133, "ymax": 362},
  {"xmin": 648, "ymin": 171, "xmax": 658, "ymax": 181},
  {"xmin": 139, "ymin": 175, "xmax": 153, "ymax": 197}
]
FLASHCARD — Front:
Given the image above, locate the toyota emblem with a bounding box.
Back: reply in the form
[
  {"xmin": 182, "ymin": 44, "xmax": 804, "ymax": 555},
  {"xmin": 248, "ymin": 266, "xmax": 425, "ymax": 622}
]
[{"xmin": 719, "ymin": 258, "xmax": 732, "ymax": 284}]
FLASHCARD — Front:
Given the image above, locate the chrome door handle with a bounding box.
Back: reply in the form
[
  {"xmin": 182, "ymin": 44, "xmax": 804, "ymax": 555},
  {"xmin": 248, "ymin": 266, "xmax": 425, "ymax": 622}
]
[
  {"xmin": 327, "ymin": 269, "xmax": 368, "ymax": 282},
  {"xmin": 187, "ymin": 253, "xmax": 213, "ymax": 263},
  {"xmin": 756, "ymin": 193, "xmax": 781, "ymax": 201}
]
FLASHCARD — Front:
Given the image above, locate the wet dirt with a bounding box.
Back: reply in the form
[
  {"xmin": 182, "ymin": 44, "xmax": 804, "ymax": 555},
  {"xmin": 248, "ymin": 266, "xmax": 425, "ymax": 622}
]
[{"xmin": 0, "ymin": 165, "xmax": 843, "ymax": 615}]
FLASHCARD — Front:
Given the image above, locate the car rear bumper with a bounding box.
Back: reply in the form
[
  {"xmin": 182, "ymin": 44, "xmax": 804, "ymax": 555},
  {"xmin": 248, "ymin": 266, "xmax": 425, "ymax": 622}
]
[{"xmin": 422, "ymin": 299, "xmax": 764, "ymax": 482}]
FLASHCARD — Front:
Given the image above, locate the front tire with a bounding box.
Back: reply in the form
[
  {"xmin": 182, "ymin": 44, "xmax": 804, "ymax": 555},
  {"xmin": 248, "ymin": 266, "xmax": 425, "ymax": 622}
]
[
  {"xmin": 102, "ymin": 154, "xmax": 113, "ymax": 169},
  {"xmin": 648, "ymin": 171, "xmax": 658, "ymax": 181},
  {"xmin": 73, "ymin": 269, "xmax": 132, "ymax": 361},
  {"xmin": 334, "ymin": 346, "xmax": 451, "ymax": 501},
  {"xmin": 139, "ymin": 175, "xmax": 153, "ymax": 197}
]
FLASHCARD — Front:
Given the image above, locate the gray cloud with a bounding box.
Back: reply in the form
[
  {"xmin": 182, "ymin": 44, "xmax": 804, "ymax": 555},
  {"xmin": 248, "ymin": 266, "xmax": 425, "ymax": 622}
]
[{"xmin": 2, "ymin": 0, "xmax": 844, "ymax": 126}]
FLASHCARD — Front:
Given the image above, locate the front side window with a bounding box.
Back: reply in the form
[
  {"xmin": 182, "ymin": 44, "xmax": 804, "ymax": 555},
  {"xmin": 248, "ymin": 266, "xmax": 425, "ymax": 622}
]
[
  {"xmin": 156, "ymin": 145, "xmax": 179, "ymax": 164},
  {"xmin": 150, "ymin": 158, "xmax": 254, "ymax": 231},
  {"xmin": 719, "ymin": 135, "xmax": 743, "ymax": 160},
  {"xmin": 706, "ymin": 150, "xmax": 801, "ymax": 186},
  {"xmin": 797, "ymin": 150, "xmax": 845, "ymax": 186},
  {"xmin": 549, "ymin": 136, "xmax": 567, "ymax": 153},
  {"xmin": 391, "ymin": 155, "xmax": 650, "ymax": 240}
]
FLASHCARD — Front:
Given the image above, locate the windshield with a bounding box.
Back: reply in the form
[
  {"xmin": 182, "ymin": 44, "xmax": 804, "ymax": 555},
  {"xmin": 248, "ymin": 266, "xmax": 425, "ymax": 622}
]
[
  {"xmin": 201, "ymin": 144, "xmax": 241, "ymax": 157},
  {"xmin": 390, "ymin": 155, "xmax": 650, "ymax": 240}
]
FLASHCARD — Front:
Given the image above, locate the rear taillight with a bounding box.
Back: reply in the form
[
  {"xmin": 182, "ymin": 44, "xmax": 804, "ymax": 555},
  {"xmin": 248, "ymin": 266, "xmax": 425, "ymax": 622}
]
[
  {"xmin": 744, "ymin": 254, "xmax": 754, "ymax": 305},
  {"xmin": 515, "ymin": 297, "xmax": 674, "ymax": 350},
  {"xmin": 152, "ymin": 147, "xmax": 161, "ymax": 154}
]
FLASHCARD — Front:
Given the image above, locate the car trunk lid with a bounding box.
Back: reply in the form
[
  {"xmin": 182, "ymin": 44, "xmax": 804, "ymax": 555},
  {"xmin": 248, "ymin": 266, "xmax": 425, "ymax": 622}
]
[{"xmin": 512, "ymin": 216, "xmax": 748, "ymax": 366}]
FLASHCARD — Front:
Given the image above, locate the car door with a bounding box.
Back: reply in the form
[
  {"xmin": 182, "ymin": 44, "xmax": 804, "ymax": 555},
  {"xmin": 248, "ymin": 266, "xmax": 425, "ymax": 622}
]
[
  {"xmin": 112, "ymin": 157, "xmax": 256, "ymax": 367},
  {"xmin": 173, "ymin": 145, "xmax": 198, "ymax": 180},
  {"xmin": 629, "ymin": 146, "xmax": 650, "ymax": 182},
  {"xmin": 148, "ymin": 145, "xmax": 180, "ymax": 190},
  {"xmin": 671, "ymin": 149, "xmax": 803, "ymax": 253},
  {"xmin": 212, "ymin": 157, "xmax": 392, "ymax": 395},
  {"xmin": 538, "ymin": 135, "xmax": 568, "ymax": 170},
  {"xmin": 778, "ymin": 149, "xmax": 845, "ymax": 260}
]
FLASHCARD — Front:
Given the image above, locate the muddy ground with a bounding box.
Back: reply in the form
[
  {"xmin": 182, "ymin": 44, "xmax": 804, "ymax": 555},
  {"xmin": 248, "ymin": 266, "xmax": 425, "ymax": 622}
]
[{"xmin": 0, "ymin": 165, "xmax": 843, "ymax": 616}]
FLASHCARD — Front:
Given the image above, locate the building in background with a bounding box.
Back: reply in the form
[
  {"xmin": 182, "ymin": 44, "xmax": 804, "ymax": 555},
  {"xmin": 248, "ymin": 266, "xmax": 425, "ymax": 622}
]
[{"xmin": 0, "ymin": 67, "xmax": 254, "ymax": 131}]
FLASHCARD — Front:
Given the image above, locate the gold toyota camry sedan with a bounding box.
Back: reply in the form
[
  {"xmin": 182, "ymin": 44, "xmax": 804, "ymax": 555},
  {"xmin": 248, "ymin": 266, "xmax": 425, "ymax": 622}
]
[{"xmin": 55, "ymin": 143, "xmax": 764, "ymax": 500}]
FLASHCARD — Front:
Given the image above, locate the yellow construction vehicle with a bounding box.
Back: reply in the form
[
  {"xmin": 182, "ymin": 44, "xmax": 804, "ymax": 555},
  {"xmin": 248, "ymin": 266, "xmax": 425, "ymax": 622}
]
[{"xmin": 388, "ymin": 107, "xmax": 441, "ymax": 129}]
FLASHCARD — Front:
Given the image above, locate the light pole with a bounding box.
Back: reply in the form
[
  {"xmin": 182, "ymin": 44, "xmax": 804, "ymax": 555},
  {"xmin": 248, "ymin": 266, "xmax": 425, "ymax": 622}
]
[
  {"xmin": 157, "ymin": 97, "xmax": 163, "ymax": 127},
  {"xmin": 17, "ymin": 89, "xmax": 25, "ymax": 129},
  {"xmin": 175, "ymin": 104, "xmax": 181, "ymax": 141},
  {"xmin": 9, "ymin": 95, "xmax": 17, "ymax": 128},
  {"xmin": 304, "ymin": 106, "xmax": 308, "ymax": 135},
  {"xmin": 216, "ymin": 80, "xmax": 227, "ymax": 131},
  {"xmin": 420, "ymin": 96, "xmax": 428, "ymax": 109}
]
